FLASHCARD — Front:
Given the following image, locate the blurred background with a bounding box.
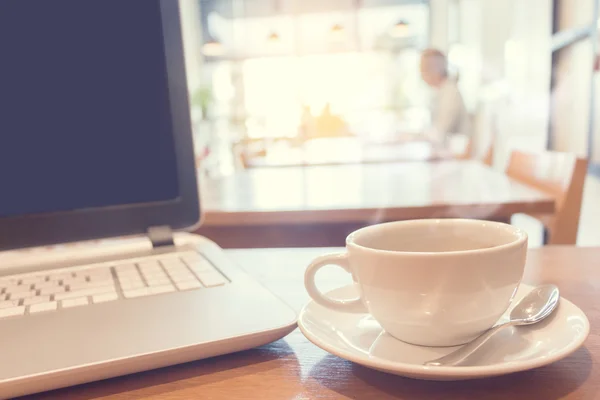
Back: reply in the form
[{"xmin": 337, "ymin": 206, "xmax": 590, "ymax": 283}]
[{"xmin": 178, "ymin": 0, "xmax": 600, "ymax": 248}]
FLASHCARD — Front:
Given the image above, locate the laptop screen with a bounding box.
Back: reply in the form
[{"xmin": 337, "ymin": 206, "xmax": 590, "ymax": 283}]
[{"xmin": 0, "ymin": 0, "xmax": 180, "ymax": 219}]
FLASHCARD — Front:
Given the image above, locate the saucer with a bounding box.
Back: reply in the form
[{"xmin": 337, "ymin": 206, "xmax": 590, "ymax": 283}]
[{"xmin": 298, "ymin": 283, "xmax": 589, "ymax": 380}]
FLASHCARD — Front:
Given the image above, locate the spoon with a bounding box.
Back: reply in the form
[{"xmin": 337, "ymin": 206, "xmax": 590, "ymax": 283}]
[{"xmin": 424, "ymin": 284, "xmax": 560, "ymax": 367}]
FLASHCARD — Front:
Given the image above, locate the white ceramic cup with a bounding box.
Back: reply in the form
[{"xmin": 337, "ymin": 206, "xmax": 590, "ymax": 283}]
[{"xmin": 304, "ymin": 219, "xmax": 528, "ymax": 347}]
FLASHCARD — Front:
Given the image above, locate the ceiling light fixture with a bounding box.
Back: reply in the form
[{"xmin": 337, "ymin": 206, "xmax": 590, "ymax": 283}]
[
  {"xmin": 330, "ymin": 24, "xmax": 345, "ymax": 41},
  {"xmin": 267, "ymin": 31, "xmax": 280, "ymax": 42},
  {"xmin": 202, "ymin": 38, "xmax": 224, "ymax": 57},
  {"xmin": 389, "ymin": 20, "xmax": 409, "ymax": 38}
]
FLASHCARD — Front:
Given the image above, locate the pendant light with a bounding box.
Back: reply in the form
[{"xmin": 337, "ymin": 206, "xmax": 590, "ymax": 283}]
[
  {"xmin": 389, "ymin": 20, "xmax": 409, "ymax": 38},
  {"xmin": 330, "ymin": 23, "xmax": 345, "ymax": 41},
  {"xmin": 203, "ymin": 37, "xmax": 224, "ymax": 57}
]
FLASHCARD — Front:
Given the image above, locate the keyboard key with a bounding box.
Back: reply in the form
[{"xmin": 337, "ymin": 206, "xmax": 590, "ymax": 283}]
[
  {"xmin": 89, "ymin": 285, "xmax": 115, "ymax": 293},
  {"xmin": 92, "ymin": 292, "xmax": 119, "ymax": 304},
  {"xmin": 64, "ymin": 271, "xmax": 85, "ymax": 280},
  {"xmin": 149, "ymin": 284, "xmax": 176, "ymax": 295},
  {"xmin": 140, "ymin": 271, "xmax": 164, "ymax": 279},
  {"xmin": 65, "ymin": 276, "xmax": 88, "ymax": 285},
  {"xmin": 143, "ymin": 271, "xmax": 168, "ymax": 280},
  {"xmin": 29, "ymin": 301, "xmax": 57, "ymax": 313},
  {"xmin": 160, "ymin": 254, "xmax": 185, "ymax": 263},
  {"xmin": 40, "ymin": 286, "xmax": 66, "ymax": 296},
  {"xmin": 123, "ymin": 287, "xmax": 152, "ymax": 299},
  {"xmin": 116, "ymin": 274, "xmax": 142, "ymax": 284},
  {"xmin": 186, "ymin": 259, "xmax": 214, "ymax": 273},
  {"xmin": 145, "ymin": 272, "xmax": 170, "ymax": 280},
  {"xmin": 114, "ymin": 264, "xmax": 137, "ymax": 273},
  {"xmin": 67, "ymin": 282, "xmax": 92, "ymax": 291},
  {"xmin": 70, "ymin": 280, "xmax": 113, "ymax": 291},
  {"xmin": 23, "ymin": 296, "xmax": 51, "ymax": 306},
  {"xmin": 90, "ymin": 275, "xmax": 113, "ymax": 283},
  {"xmin": 89, "ymin": 277, "xmax": 114, "ymax": 286},
  {"xmin": 141, "ymin": 271, "xmax": 164, "ymax": 280},
  {"xmin": 146, "ymin": 277, "xmax": 171, "ymax": 286},
  {"xmin": 86, "ymin": 286, "xmax": 116, "ymax": 295},
  {"xmin": 120, "ymin": 281, "xmax": 145, "ymax": 290},
  {"xmin": 0, "ymin": 300, "xmax": 20, "ymax": 309},
  {"xmin": 170, "ymin": 273, "xmax": 196, "ymax": 283},
  {"xmin": 33, "ymin": 280, "xmax": 62, "ymax": 290},
  {"xmin": 21, "ymin": 276, "xmax": 47, "ymax": 285},
  {"xmin": 55, "ymin": 286, "xmax": 115, "ymax": 300},
  {"xmin": 120, "ymin": 273, "xmax": 142, "ymax": 280},
  {"xmin": 175, "ymin": 281, "xmax": 202, "ymax": 291},
  {"xmin": 142, "ymin": 267, "xmax": 164, "ymax": 274},
  {"xmin": 181, "ymin": 253, "xmax": 202, "ymax": 262},
  {"xmin": 0, "ymin": 306, "xmax": 25, "ymax": 318},
  {"xmin": 54, "ymin": 291, "xmax": 82, "ymax": 301},
  {"xmin": 163, "ymin": 263, "xmax": 187, "ymax": 271},
  {"xmin": 61, "ymin": 297, "xmax": 89, "ymax": 308},
  {"xmin": 161, "ymin": 259, "xmax": 186, "ymax": 269},
  {"xmin": 10, "ymin": 290, "xmax": 38, "ymax": 300},
  {"xmin": 48, "ymin": 273, "xmax": 72, "ymax": 282},
  {"xmin": 138, "ymin": 261, "xmax": 161, "ymax": 269},
  {"xmin": 5, "ymin": 284, "xmax": 28, "ymax": 293},
  {"xmin": 164, "ymin": 270, "xmax": 191, "ymax": 280},
  {"xmin": 86, "ymin": 268, "xmax": 112, "ymax": 278},
  {"xmin": 84, "ymin": 272, "xmax": 110, "ymax": 280},
  {"xmin": 119, "ymin": 266, "xmax": 140, "ymax": 274},
  {"xmin": 195, "ymin": 271, "xmax": 227, "ymax": 287},
  {"xmin": 142, "ymin": 267, "xmax": 167, "ymax": 275}
]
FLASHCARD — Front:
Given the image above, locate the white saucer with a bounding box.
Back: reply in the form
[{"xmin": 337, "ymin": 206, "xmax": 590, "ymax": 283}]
[{"xmin": 298, "ymin": 283, "xmax": 589, "ymax": 380}]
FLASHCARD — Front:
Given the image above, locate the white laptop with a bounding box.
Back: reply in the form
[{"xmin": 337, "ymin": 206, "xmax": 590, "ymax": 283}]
[{"xmin": 0, "ymin": 1, "xmax": 296, "ymax": 398}]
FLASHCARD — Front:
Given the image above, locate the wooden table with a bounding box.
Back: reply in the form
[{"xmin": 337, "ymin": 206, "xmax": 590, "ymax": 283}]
[
  {"xmin": 26, "ymin": 246, "xmax": 598, "ymax": 400},
  {"xmin": 246, "ymin": 139, "xmax": 440, "ymax": 168},
  {"xmin": 198, "ymin": 161, "xmax": 555, "ymax": 248}
]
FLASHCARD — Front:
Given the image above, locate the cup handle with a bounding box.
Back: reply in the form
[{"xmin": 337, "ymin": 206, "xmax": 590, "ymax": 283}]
[{"xmin": 304, "ymin": 253, "xmax": 365, "ymax": 313}]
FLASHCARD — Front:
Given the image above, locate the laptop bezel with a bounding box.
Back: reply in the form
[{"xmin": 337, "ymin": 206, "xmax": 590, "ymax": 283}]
[{"xmin": 0, "ymin": 0, "xmax": 200, "ymax": 251}]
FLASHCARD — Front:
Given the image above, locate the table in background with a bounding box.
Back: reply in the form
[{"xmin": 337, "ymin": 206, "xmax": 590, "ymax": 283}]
[
  {"xmin": 246, "ymin": 139, "xmax": 440, "ymax": 168},
  {"xmin": 27, "ymin": 246, "xmax": 598, "ymax": 400},
  {"xmin": 198, "ymin": 160, "xmax": 555, "ymax": 248}
]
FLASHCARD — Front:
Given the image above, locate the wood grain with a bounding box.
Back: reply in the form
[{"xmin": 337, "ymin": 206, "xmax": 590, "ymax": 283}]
[
  {"xmin": 22, "ymin": 246, "xmax": 598, "ymax": 400},
  {"xmin": 197, "ymin": 161, "xmax": 554, "ymax": 247}
]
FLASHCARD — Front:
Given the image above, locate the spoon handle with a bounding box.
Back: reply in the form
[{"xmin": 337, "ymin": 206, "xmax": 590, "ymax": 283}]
[{"xmin": 424, "ymin": 322, "xmax": 513, "ymax": 366}]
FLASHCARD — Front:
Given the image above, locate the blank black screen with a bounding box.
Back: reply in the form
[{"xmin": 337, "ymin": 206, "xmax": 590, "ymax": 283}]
[{"xmin": 0, "ymin": 0, "xmax": 180, "ymax": 218}]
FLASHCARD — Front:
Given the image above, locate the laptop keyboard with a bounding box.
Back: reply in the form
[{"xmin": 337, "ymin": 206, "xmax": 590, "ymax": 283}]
[{"xmin": 0, "ymin": 251, "xmax": 228, "ymax": 320}]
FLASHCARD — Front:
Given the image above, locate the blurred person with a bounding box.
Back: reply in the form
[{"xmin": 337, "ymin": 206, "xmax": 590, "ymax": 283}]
[{"xmin": 419, "ymin": 49, "xmax": 470, "ymax": 153}]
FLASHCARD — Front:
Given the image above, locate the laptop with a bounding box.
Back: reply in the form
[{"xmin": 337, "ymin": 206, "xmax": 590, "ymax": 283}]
[{"xmin": 0, "ymin": 1, "xmax": 296, "ymax": 398}]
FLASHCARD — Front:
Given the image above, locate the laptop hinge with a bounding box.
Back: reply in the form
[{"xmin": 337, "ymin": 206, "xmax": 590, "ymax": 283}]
[{"xmin": 147, "ymin": 225, "xmax": 175, "ymax": 248}]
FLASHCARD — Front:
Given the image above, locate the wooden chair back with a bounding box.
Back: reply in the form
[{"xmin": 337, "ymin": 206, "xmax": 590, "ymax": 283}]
[{"xmin": 506, "ymin": 150, "xmax": 588, "ymax": 245}]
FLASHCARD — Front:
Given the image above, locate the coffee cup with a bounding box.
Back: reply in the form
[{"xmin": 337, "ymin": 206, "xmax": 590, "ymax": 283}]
[{"xmin": 304, "ymin": 219, "xmax": 527, "ymax": 347}]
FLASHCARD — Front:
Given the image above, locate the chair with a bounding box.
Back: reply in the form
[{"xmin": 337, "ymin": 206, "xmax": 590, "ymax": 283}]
[{"xmin": 506, "ymin": 150, "xmax": 588, "ymax": 245}]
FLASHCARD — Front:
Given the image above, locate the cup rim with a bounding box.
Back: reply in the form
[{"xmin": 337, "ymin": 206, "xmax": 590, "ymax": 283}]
[{"xmin": 346, "ymin": 219, "xmax": 528, "ymax": 256}]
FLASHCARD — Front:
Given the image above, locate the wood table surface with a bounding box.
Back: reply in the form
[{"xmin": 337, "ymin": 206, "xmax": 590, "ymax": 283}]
[
  {"xmin": 245, "ymin": 139, "xmax": 440, "ymax": 168},
  {"xmin": 197, "ymin": 161, "xmax": 555, "ymax": 247},
  {"xmin": 25, "ymin": 246, "xmax": 598, "ymax": 400}
]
